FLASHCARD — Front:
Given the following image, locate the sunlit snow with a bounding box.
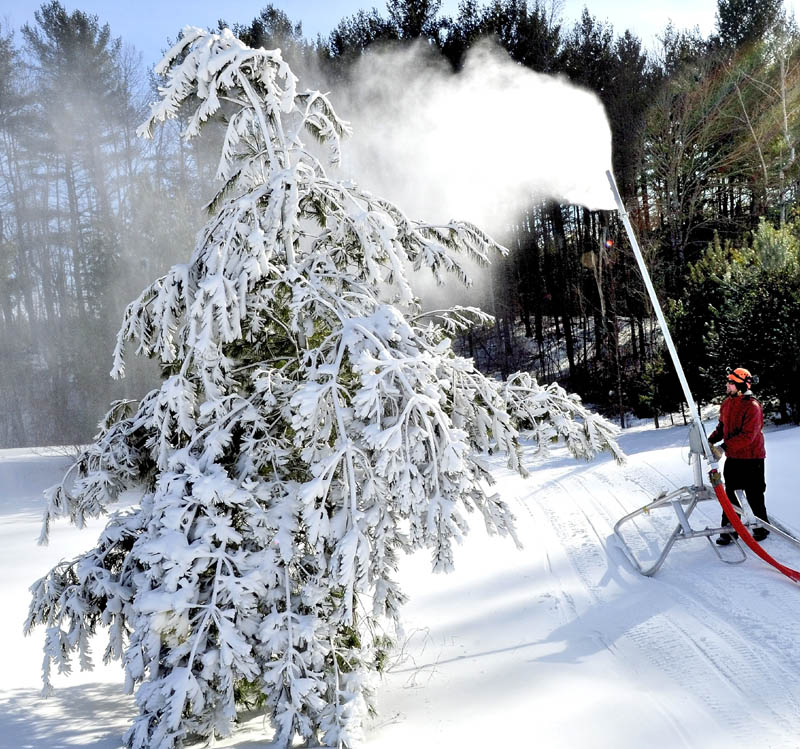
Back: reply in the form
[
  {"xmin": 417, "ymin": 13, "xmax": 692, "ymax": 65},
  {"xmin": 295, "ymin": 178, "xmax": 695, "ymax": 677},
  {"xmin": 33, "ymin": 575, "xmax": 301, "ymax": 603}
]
[{"xmin": 5, "ymin": 418, "xmax": 800, "ymax": 747}]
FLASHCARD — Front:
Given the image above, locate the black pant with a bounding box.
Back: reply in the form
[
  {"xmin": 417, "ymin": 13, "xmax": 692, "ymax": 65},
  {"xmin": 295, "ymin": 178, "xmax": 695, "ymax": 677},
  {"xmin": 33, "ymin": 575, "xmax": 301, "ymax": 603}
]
[{"xmin": 720, "ymin": 457, "xmax": 768, "ymax": 527}]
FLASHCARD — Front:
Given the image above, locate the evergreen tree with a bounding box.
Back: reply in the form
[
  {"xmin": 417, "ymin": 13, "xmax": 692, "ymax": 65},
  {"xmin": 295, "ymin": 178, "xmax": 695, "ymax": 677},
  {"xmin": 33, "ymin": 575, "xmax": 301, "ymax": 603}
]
[
  {"xmin": 707, "ymin": 220, "xmax": 800, "ymax": 419},
  {"xmin": 387, "ymin": 0, "xmax": 444, "ymax": 41},
  {"xmin": 233, "ymin": 5, "xmax": 310, "ymax": 72},
  {"xmin": 3, "ymin": 1, "xmax": 157, "ymax": 445},
  {"xmin": 442, "ymin": 0, "xmax": 561, "ymax": 71},
  {"xmin": 26, "ymin": 27, "xmax": 621, "ymax": 748},
  {"xmin": 716, "ymin": 0, "xmax": 782, "ymax": 49},
  {"xmin": 669, "ymin": 234, "xmax": 751, "ymax": 403},
  {"xmin": 0, "ymin": 23, "xmax": 31, "ymax": 445},
  {"xmin": 327, "ymin": 8, "xmax": 397, "ymax": 62}
]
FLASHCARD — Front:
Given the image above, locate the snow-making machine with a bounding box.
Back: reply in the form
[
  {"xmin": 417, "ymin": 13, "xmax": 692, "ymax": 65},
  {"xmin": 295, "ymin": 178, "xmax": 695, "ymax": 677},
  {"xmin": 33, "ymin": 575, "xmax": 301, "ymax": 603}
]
[{"xmin": 605, "ymin": 171, "xmax": 800, "ymax": 582}]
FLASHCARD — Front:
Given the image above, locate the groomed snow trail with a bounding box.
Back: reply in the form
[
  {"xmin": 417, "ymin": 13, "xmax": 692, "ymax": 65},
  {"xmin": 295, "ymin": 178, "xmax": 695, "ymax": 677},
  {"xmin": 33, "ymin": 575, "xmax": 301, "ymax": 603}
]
[
  {"xmin": 368, "ymin": 423, "xmax": 800, "ymax": 749},
  {"xmin": 5, "ymin": 425, "xmax": 800, "ymax": 748}
]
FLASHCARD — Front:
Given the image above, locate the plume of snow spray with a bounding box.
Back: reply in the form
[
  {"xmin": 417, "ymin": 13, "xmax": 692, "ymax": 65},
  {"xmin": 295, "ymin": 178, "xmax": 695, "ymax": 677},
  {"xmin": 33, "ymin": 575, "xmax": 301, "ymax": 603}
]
[{"xmin": 335, "ymin": 39, "xmax": 615, "ymax": 238}]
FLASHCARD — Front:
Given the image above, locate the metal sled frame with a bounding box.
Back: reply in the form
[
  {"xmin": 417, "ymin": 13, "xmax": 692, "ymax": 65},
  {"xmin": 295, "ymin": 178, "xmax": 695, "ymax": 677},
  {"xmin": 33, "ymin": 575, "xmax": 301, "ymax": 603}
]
[{"xmin": 614, "ymin": 424, "xmax": 800, "ymax": 577}]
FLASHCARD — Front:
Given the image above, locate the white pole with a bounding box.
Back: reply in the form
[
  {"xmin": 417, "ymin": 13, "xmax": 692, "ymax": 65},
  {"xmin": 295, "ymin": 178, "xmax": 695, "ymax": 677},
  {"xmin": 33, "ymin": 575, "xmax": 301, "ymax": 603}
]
[{"xmin": 605, "ymin": 170, "xmax": 714, "ymax": 462}]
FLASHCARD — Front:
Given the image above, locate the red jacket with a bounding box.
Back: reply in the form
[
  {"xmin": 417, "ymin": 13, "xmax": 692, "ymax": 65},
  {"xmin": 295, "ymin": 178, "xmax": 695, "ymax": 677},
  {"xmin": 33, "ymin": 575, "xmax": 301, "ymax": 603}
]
[{"xmin": 709, "ymin": 393, "xmax": 766, "ymax": 459}]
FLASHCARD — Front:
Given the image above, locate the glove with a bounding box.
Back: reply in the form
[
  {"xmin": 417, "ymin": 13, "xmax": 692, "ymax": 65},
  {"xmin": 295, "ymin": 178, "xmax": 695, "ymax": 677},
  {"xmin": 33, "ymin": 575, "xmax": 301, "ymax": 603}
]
[{"xmin": 708, "ymin": 441, "xmax": 724, "ymax": 461}]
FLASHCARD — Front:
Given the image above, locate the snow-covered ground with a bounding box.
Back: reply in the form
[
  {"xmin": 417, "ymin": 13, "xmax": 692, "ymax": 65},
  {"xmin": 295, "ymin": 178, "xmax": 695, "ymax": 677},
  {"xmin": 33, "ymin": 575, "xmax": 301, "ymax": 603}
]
[{"xmin": 4, "ymin": 420, "xmax": 800, "ymax": 748}]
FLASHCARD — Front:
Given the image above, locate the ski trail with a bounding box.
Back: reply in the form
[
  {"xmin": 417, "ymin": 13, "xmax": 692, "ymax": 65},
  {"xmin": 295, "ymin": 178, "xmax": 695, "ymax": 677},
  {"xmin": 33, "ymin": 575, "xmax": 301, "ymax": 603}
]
[
  {"xmin": 363, "ymin": 433, "xmax": 800, "ymax": 749},
  {"xmin": 516, "ymin": 480, "xmax": 697, "ymax": 747},
  {"xmin": 521, "ymin": 456, "xmax": 800, "ymax": 748}
]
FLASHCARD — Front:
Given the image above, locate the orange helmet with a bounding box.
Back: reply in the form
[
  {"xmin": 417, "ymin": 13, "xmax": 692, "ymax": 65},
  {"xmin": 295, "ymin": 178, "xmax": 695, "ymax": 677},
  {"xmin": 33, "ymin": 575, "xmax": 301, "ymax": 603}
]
[{"xmin": 727, "ymin": 367, "xmax": 753, "ymax": 389}]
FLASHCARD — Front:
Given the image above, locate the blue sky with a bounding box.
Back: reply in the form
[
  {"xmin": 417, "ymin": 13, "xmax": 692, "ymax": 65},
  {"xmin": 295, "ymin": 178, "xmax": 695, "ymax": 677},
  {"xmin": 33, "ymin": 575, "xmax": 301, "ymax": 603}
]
[{"xmin": 1, "ymin": 0, "xmax": 796, "ymax": 67}]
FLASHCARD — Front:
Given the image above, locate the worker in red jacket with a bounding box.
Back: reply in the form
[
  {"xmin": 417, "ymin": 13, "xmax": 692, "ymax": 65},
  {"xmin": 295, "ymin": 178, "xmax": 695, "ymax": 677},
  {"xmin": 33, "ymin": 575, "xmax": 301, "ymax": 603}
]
[{"xmin": 708, "ymin": 367, "xmax": 768, "ymax": 545}]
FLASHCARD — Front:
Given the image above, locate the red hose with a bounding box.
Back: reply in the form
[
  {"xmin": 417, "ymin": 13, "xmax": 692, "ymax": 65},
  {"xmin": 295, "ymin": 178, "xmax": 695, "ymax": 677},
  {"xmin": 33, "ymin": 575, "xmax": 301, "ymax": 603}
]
[{"xmin": 711, "ymin": 471, "xmax": 800, "ymax": 583}]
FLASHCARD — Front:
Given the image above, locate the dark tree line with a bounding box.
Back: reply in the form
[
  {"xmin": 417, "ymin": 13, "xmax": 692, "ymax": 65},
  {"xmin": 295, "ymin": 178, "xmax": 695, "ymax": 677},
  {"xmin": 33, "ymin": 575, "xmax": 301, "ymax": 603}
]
[{"xmin": 2, "ymin": 0, "xmax": 800, "ymax": 447}]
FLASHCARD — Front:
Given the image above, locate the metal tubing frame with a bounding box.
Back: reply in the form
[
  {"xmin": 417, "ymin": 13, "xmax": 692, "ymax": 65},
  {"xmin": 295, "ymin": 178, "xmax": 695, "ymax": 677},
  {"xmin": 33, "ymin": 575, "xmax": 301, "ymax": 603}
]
[
  {"xmin": 613, "ymin": 484, "xmax": 748, "ymax": 576},
  {"xmin": 615, "ymin": 490, "xmax": 800, "ymax": 576},
  {"xmin": 605, "ymin": 171, "xmax": 715, "ymax": 465},
  {"xmin": 612, "ymin": 433, "xmax": 751, "ymax": 576}
]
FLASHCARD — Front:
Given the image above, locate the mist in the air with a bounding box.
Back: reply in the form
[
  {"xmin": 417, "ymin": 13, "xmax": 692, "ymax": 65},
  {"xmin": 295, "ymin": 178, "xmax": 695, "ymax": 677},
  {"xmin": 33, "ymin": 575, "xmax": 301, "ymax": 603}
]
[{"xmin": 332, "ymin": 39, "xmax": 615, "ymax": 239}]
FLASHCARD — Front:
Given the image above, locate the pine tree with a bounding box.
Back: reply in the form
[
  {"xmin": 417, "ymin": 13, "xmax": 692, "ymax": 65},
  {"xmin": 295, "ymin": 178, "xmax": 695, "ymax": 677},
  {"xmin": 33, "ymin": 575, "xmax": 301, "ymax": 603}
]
[
  {"xmin": 715, "ymin": 0, "xmax": 782, "ymax": 49},
  {"xmin": 26, "ymin": 27, "xmax": 621, "ymax": 749}
]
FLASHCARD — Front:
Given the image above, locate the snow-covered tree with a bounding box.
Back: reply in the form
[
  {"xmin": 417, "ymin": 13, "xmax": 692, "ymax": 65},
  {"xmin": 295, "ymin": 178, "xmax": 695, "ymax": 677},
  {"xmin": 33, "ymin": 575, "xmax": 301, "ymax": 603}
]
[{"xmin": 26, "ymin": 27, "xmax": 621, "ymax": 749}]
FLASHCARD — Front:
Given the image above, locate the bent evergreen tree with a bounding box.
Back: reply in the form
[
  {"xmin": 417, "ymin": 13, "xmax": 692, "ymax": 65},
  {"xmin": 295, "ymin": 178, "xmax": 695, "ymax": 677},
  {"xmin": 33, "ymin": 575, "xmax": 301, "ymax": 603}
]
[{"xmin": 26, "ymin": 27, "xmax": 621, "ymax": 749}]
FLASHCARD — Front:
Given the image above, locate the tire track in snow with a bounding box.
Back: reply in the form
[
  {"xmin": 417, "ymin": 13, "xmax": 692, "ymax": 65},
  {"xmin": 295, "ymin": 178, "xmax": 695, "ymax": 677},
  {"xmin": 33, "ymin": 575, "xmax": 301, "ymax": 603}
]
[
  {"xmin": 524, "ymin": 476, "xmax": 698, "ymax": 745},
  {"xmin": 511, "ymin": 481, "xmax": 582, "ymax": 627},
  {"xmin": 645, "ymin": 573, "xmax": 800, "ymax": 740},
  {"xmin": 656, "ymin": 560, "xmax": 800, "ymax": 727}
]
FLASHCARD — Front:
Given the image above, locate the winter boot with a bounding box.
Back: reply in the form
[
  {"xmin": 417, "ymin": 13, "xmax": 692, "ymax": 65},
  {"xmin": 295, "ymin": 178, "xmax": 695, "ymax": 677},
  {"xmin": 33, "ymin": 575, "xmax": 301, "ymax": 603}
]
[
  {"xmin": 716, "ymin": 531, "xmax": 738, "ymax": 546},
  {"xmin": 753, "ymin": 527, "xmax": 770, "ymax": 542}
]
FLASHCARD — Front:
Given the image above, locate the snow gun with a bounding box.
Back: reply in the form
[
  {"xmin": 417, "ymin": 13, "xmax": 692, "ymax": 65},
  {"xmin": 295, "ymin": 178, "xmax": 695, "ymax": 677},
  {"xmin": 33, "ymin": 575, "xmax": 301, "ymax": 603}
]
[{"xmin": 605, "ymin": 170, "xmax": 800, "ymax": 582}]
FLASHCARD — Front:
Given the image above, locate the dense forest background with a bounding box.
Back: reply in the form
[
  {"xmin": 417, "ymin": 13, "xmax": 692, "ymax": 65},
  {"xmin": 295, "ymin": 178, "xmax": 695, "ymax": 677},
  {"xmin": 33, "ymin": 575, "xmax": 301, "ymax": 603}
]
[{"xmin": 3, "ymin": 0, "xmax": 800, "ymax": 447}]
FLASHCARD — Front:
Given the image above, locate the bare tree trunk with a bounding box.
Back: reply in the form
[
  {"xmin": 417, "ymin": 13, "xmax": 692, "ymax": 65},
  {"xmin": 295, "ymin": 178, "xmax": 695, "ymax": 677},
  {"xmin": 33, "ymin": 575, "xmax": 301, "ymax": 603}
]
[{"xmin": 64, "ymin": 154, "xmax": 88, "ymax": 319}]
